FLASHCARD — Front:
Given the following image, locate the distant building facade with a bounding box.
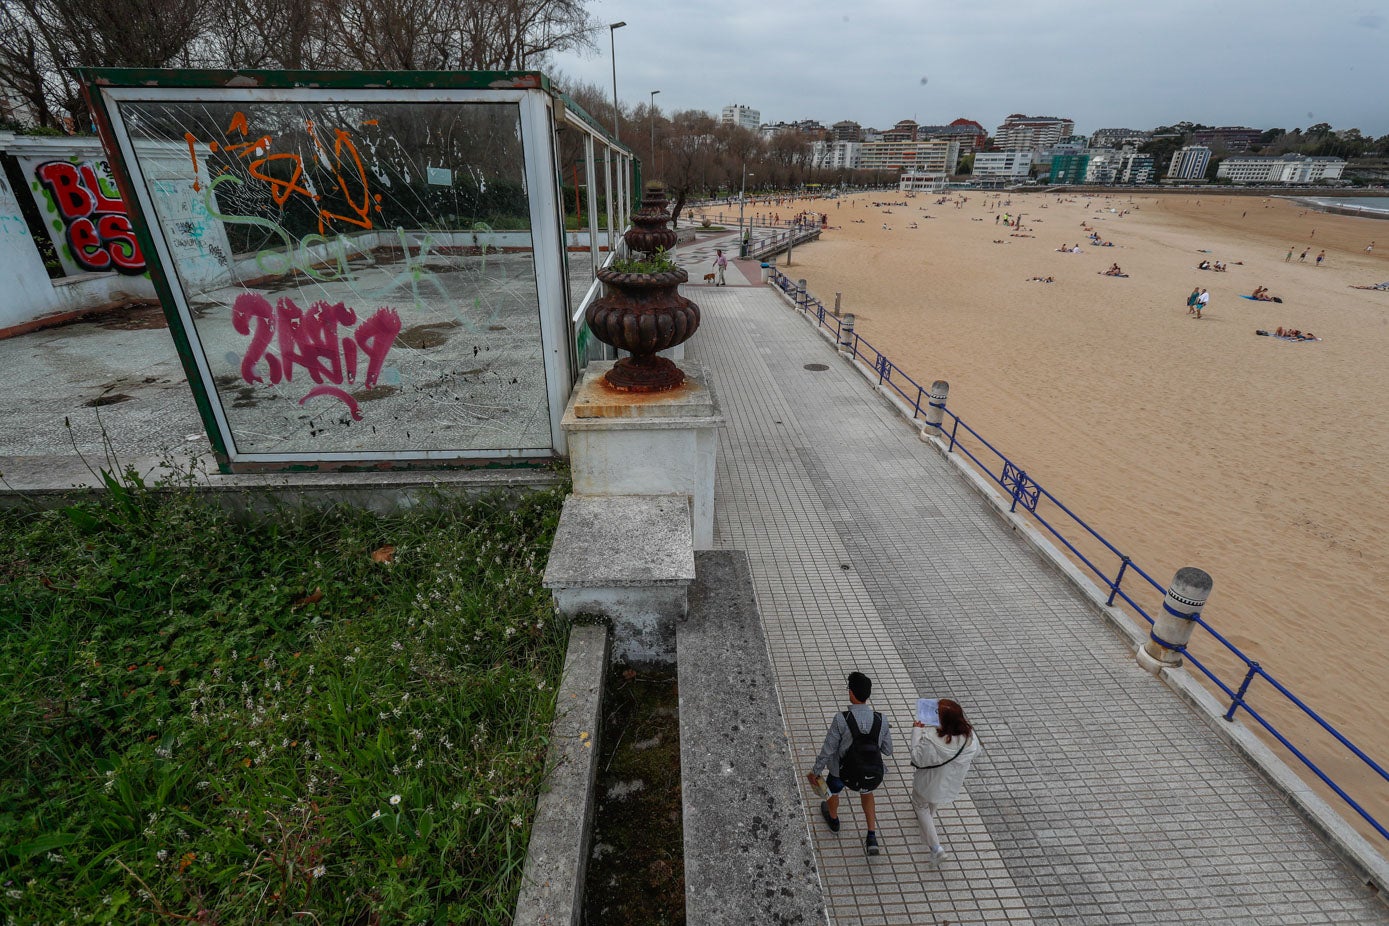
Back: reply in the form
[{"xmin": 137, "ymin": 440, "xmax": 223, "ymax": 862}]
[
  {"xmin": 858, "ymin": 138, "xmax": 960, "ymax": 174},
  {"xmin": 973, "ymin": 150, "xmax": 1032, "ymax": 181},
  {"xmin": 1190, "ymin": 126, "xmax": 1261, "ymax": 153},
  {"xmin": 1090, "ymin": 128, "xmax": 1152, "ymax": 149},
  {"xmin": 917, "ymin": 119, "xmax": 989, "ymax": 154},
  {"xmin": 899, "ymin": 168, "xmax": 949, "ymax": 192},
  {"xmin": 721, "ymin": 104, "xmax": 760, "ymax": 131},
  {"xmin": 994, "ymin": 114, "xmax": 1075, "ymax": 152},
  {"xmin": 1050, "ymin": 153, "xmax": 1090, "ymax": 185},
  {"xmin": 1216, "ymin": 153, "xmax": 1346, "ymax": 184},
  {"xmin": 1167, "ymin": 145, "xmax": 1212, "ymax": 180},
  {"xmin": 809, "ymin": 140, "xmax": 862, "ymax": 170},
  {"xmin": 831, "ymin": 120, "xmax": 862, "ymax": 142}
]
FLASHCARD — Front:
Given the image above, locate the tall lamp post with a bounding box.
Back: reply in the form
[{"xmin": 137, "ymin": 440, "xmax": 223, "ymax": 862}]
[
  {"xmin": 608, "ymin": 22, "xmax": 626, "ymax": 142},
  {"xmin": 649, "ymin": 89, "xmax": 661, "ymax": 178},
  {"xmin": 738, "ymin": 165, "xmax": 753, "ymax": 257}
]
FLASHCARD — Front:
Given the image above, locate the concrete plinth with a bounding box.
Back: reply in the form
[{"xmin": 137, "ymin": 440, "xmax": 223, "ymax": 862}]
[
  {"xmin": 562, "ymin": 361, "xmax": 724, "ymax": 550},
  {"xmin": 542, "ymin": 494, "xmax": 696, "ymax": 666}
]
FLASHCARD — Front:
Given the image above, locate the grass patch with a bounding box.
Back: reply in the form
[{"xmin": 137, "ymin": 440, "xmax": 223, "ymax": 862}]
[{"xmin": 0, "ymin": 475, "xmax": 567, "ymax": 924}]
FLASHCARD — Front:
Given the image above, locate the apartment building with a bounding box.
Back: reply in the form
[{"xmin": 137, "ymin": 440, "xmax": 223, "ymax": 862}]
[
  {"xmin": 858, "ymin": 138, "xmax": 960, "ymax": 174},
  {"xmin": 1190, "ymin": 126, "xmax": 1261, "ymax": 153},
  {"xmin": 809, "ymin": 139, "xmax": 862, "ymax": 170},
  {"xmin": 831, "ymin": 120, "xmax": 862, "ymax": 142},
  {"xmin": 1090, "ymin": 128, "xmax": 1152, "ymax": 149},
  {"xmin": 917, "ymin": 119, "xmax": 989, "ymax": 154},
  {"xmin": 1167, "ymin": 145, "xmax": 1212, "ymax": 181},
  {"xmin": 720, "ymin": 104, "xmax": 760, "ymax": 132},
  {"xmin": 1216, "ymin": 153, "xmax": 1346, "ymax": 184},
  {"xmin": 899, "ymin": 169, "xmax": 949, "ymax": 192},
  {"xmin": 973, "ymin": 150, "xmax": 1032, "ymax": 181},
  {"xmin": 994, "ymin": 114, "xmax": 1075, "ymax": 151},
  {"xmin": 1050, "ymin": 153, "xmax": 1091, "ymax": 185}
]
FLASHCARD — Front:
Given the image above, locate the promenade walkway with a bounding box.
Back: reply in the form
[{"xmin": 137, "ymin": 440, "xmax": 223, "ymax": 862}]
[{"xmin": 681, "ymin": 278, "xmax": 1389, "ymax": 925}]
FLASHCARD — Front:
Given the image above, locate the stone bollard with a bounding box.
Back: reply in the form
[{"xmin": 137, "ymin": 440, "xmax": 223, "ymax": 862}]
[
  {"xmin": 1136, "ymin": 567, "xmax": 1213, "ymax": 674},
  {"xmin": 834, "ymin": 292, "xmax": 842, "ymax": 316},
  {"xmin": 838, "ymin": 313, "xmax": 856, "ymax": 356},
  {"xmin": 797, "ymin": 279, "xmax": 807, "ymax": 311},
  {"xmin": 921, "ymin": 379, "xmax": 949, "ymax": 438}
]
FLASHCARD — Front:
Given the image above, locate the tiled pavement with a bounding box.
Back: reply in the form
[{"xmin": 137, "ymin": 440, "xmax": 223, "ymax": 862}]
[{"xmin": 682, "ymin": 282, "xmax": 1389, "ymax": 925}]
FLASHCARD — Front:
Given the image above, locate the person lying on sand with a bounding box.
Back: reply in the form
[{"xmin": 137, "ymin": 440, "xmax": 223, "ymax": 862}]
[
  {"xmin": 1350, "ymin": 282, "xmax": 1389, "ymax": 291},
  {"xmin": 1027, "ymin": 276, "xmax": 1055, "ymax": 283}
]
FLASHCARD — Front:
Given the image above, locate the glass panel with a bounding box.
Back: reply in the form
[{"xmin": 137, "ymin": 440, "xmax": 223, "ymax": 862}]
[
  {"xmin": 117, "ymin": 99, "xmax": 551, "ymax": 455},
  {"xmin": 555, "ymin": 119, "xmax": 592, "ymax": 311}
]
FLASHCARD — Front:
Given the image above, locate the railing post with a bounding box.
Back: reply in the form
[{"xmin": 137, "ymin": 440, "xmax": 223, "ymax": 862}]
[
  {"xmin": 921, "ymin": 380, "xmax": 949, "ymax": 440},
  {"xmin": 833, "ymin": 292, "xmax": 842, "ymax": 317},
  {"xmin": 1106, "ymin": 555, "xmax": 1131, "ymax": 606},
  {"xmin": 796, "ymin": 279, "xmax": 807, "ymax": 311},
  {"xmin": 1224, "ymin": 662, "xmax": 1260, "ymax": 721},
  {"xmin": 947, "ymin": 416, "xmax": 959, "ymax": 453},
  {"xmin": 1137, "ymin": 567, "xmax": 1213, "ymax": 674},
  {"xmin": 838, "ymin": 313, "xmax": 856, "ymax": 356}
]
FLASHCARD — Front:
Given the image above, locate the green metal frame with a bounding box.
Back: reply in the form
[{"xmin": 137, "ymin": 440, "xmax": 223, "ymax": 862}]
[{"xmin": 77, "ymin": 67, "xmax": 638, "ymax": 473}]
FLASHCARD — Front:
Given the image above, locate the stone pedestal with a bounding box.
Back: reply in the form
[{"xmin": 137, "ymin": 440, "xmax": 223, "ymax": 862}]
[
  {"xmin": 543, "ymin": 495, "xmax": 696, "ymax": 666},
  {"xmin": 563, "ymin": 360, "xmax": 724, "ymax": 550}
]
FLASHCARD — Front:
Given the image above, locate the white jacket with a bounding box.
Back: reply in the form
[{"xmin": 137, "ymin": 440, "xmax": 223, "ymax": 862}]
[{"xmin": 909, "ymin": 725, "xmax": 982, "ymax": 805}]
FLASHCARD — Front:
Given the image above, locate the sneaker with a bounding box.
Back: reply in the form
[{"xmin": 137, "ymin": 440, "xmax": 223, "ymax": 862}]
[
  {"xmin": 820, "ymin": 801, "xmax": 840, "ymax": 832},
  {"xmin": 929, "ymin": 846, "xmax": 948, "ymax": 867},
  {"xmin": 866, "ymin": 833, "xmax": 880, "ymax": 856}
]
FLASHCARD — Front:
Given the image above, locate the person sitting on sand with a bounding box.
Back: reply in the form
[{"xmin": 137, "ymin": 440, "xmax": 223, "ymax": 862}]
[
  {"xmin": 1197, "ymin": 260, "xmax": 1211, "ymax": 270},
  {"xmin": 1252, "ymin": 286, "xmax": 1268, "ymax": 300},
  {"xmin": 1102, "ymin": 263, "xmax": 1123, "ymax": 277},
  {"xmin": 1214, "ymin": 261, "xmax": 1226, "ymax": 272}
]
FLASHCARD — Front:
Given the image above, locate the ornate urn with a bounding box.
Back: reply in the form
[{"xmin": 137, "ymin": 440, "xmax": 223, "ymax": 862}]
[{"xmin": 586, "ymin": 184, "xmax": 701, "ymax": 392}]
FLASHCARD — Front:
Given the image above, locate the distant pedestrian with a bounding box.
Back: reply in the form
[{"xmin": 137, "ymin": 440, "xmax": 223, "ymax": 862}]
[
  {"xmin": 712, "ymin": 249, "xmax": 727, "ymax": 286},
  {"xmin": 1285, "ymin": 247, "xmax": 1293, "ymax": 262},
  {"xmin": 910, "ymin": 699, "xmax": 983, "ymax": 867},
  {"xmin": 1186, "ymin": 287, "xmax": 1201, "ymax": 315},
  {"xmin": 1367, "ymin": 241, "xmax": 1375, "ymax": 253},
  {"xmin": 1196, "ymin": 288, "xmax": 1209, "ymax": 319},
  {"xmin": 807, "ymin": 672, "xmax": 894, "ymax": 857},
  {"xmin": 1299, "ymin": 248, "xmax": 1309, "ymax": 263},
  {"xmin": 1316, "ymin": 250, "xmax": 1325, "ymax": 267}
]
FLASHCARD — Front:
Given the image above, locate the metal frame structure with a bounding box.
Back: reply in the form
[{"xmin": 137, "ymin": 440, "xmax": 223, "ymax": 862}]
[{"xmin": 78, "ymin": 69, "xmax": 635, "ymax": 473}]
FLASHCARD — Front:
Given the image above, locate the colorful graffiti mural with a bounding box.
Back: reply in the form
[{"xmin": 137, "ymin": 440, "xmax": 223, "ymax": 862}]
[{"xmin": 31, "ymin": 158, "xmax": 145, "ymax": 275}]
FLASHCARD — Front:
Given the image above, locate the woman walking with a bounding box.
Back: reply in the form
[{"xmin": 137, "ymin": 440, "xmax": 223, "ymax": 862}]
[{"xmin": 910, "ymin": 699, "xmax": 983, "ymax": 866}]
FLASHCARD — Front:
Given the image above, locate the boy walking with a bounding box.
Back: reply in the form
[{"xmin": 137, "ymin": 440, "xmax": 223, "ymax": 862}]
[{"xmin": 807, "ymin": 671, "xmax": 893, "ymax": 856}]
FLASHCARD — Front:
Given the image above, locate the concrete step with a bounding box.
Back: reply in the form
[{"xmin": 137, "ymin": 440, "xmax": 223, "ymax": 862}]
[
  {"xmin": 542, "ymin": 494, "xmax": 695, "ymax": 666},
  {"xmin": 678, "ymin": 550, "xmax": 827, "ymax": 926}
]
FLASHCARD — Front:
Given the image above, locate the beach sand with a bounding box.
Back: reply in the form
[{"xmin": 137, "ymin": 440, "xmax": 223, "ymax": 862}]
[{"xmin": 764, "ymin": 189, "xmax": 1389, "ymax": 840}]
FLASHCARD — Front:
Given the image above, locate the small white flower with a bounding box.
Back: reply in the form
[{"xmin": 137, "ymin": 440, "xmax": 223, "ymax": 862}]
[
  {"xmin": 371, "ymin": 809, "xmax": 381, "ymax": 819},
  {"xmin": 389, "ymin": 794, "xmax": 402, "ymax": 806},
  {"xmin": 511, "ymin": 814, "xmax": 523, "ymax": 828},
  {"xmin": 310, "ymin": 865, "xmax": 326, "ymax": 878}
]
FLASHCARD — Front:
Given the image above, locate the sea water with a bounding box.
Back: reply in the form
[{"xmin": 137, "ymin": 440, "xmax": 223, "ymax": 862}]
[{"xmin": 1307, "ymin": 196, "xmax": 1389, "ymax": 215}]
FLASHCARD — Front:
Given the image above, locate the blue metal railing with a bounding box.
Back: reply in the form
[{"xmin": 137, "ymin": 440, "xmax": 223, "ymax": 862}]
[{"xmin": 766, "ymin": 268, "xmax": 1389, "ymax": 845}]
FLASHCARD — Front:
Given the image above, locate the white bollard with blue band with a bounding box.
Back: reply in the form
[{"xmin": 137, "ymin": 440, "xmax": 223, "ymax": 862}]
[{"xmin": 1137, "ymin": 567, "xmax": 1213, "ymax": 674}]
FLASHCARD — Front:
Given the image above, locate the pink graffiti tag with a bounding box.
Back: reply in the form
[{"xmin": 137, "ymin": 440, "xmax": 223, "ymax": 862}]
[{"xmin": 231, "ymin": 293, "xmax": 401, "ymax": 420}]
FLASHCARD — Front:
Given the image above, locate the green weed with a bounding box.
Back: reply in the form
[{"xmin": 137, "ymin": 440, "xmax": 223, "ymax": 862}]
[{"xmin": 0, "ymin": 481, "xmax": 567, "ymax": 924}]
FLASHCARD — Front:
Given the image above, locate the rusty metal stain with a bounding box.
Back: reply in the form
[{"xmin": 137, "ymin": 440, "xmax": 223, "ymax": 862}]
[
  {"xmin": 489, "ymin": 75, "xmax": 543, "ymax": 90},
  {"xmin": 573, "ymin": 378, "xmax": 697, "ymax": 417}
]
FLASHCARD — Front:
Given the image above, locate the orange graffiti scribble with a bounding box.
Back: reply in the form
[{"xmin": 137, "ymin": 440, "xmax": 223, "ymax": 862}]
[
  {"xmin": 361, "ymin": 119, "xmax": 379, "ymax": 126},
  {"xmin": 248, "ymin": 153, "xmax": 317, "ymax": 206},
  {"xmin": 184, "ymin": 132, "xmax": 201, "ymax": 192},
  {"xmin": 227, "ymin": 111, "xmax": 249, "ymax": 136},
  {"xmin": 316, "ymin": 129, "xmax": 373, "ymax": 233},
  {"xmin": 222, "ymin": 135, "xmax": 273, "ymax": 161}
]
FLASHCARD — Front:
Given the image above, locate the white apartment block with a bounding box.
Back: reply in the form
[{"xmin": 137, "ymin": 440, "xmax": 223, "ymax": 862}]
[
  {"xmin": 994, "ymin": 114, "xmax": 1075, "ymax": 152},
  {"xmin": 720, "ymin": 104, "xmax": 760, "ymax": 132},
  {"xmin": 809, "ymin": 140, "xmax": 862, "ymax": 170},
  {"xmin": 1216, "ymin": 154, "xmax": 1346, "ymax": 184},
  {"xmin": 973, "ymin": 150, "xmax": 1032, "ymax": 180},
  {"xmin": 858, "ymin": 138, "xmax": 960, "ymax": 174},
  {"xmin": 1167, "ymin": 145, "xmax": 1211, "ymax": 181},
  {"xmin": 1085, "ymin": 151, "xmax": 1124, "ymax": 185}
]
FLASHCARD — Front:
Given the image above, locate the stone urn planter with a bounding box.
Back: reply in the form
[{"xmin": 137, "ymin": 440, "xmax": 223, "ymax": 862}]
[{"xmin": 586, "ymin": 184, "xmax": 700, "ymax": 392}]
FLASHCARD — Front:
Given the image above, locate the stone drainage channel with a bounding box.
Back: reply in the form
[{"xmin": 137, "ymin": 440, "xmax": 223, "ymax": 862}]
[{"xmin": 513, "ymin": 551, "xmax": 827, "ymax": 926}]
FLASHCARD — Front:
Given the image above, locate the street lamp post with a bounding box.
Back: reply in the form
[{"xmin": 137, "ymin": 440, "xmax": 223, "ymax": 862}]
[
  {"xmin": 649, "ymin": 89, "xmax": 660, "ymax": 178},
  {"xmin": 738, "ymin": 165, "xmax": 753, "ymax": 257},
  {"xmin": 608, "ymin": 22, "xmax": 626, "ymax": 142}
]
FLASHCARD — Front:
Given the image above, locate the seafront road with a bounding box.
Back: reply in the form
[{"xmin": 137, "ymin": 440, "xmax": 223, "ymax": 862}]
[{"xmin": 681, "ymin": 255, "xmax": 1389, "ymax": 924}]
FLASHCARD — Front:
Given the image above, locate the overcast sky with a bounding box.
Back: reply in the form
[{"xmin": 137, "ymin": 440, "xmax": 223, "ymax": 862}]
[{"xmin": 548, "ymin": 0, "xmax": 1389, "ymax": 137}]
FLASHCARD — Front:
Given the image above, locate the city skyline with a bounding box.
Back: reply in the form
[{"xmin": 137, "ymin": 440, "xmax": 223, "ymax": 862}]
[{"xmin": 550, "ymin": 0, "xmax": 1389, "ymax": 137}]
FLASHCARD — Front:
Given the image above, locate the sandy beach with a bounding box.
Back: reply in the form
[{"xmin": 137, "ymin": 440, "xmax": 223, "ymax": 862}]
[{"xmin": 755, "ymin": 189, "xmax": 1389, "ymax": 838}]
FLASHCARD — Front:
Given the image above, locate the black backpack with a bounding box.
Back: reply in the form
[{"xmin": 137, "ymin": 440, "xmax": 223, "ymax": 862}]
[{"xmin": 839, "ymin": 710, "xmax": 884, "ymax": 791}]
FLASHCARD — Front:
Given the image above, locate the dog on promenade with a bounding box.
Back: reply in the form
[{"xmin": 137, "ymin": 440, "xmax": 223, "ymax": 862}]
[{"xmin": 703, "ymin": 272, "xmax": 717, "ymax": 283}]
